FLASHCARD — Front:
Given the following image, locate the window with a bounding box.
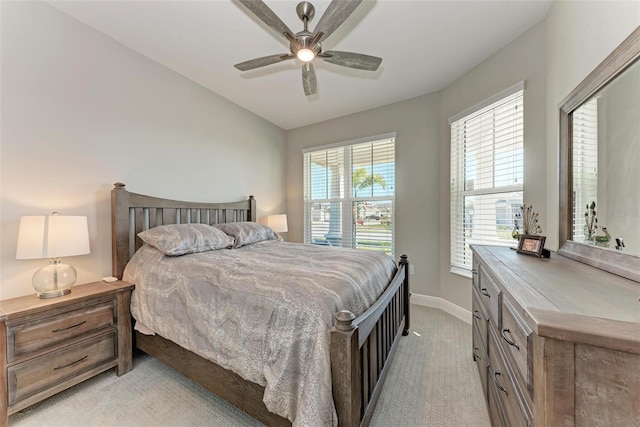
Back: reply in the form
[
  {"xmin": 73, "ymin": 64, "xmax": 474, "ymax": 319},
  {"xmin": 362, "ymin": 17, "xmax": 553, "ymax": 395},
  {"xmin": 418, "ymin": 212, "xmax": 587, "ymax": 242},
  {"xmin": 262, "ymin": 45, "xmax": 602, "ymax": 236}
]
[
  {"xmin": 303, "ymin": 135, "xmax": 395, "ymax": 256},
  {"xmin": 450, "ymin": 84, "xmax": 524, "ymax": 274},
  {"xmin": 571, "ymin": 98, "xmax": 598, "ymax": 242}
]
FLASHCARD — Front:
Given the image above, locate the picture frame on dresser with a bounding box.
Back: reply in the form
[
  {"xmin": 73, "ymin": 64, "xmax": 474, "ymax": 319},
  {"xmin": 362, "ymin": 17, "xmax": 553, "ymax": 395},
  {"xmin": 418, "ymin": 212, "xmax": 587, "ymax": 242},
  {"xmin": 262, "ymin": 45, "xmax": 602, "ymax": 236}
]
[{"xmin": 516, "ymin": 235, "xmax": 546, "ymax": 257}]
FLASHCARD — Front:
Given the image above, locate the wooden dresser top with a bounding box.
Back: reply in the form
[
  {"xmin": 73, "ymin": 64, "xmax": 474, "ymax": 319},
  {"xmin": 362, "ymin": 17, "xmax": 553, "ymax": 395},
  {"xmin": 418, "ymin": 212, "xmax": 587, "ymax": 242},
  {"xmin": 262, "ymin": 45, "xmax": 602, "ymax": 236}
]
[{"xmin": 472, "ymin": 245, "xmax": 640, "ymax": 352}]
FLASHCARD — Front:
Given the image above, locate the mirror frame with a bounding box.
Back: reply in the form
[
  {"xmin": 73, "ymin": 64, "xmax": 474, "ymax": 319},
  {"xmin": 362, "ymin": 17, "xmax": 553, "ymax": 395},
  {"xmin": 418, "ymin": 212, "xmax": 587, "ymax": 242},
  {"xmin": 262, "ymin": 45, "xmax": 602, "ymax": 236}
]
[{"xmin": 559, "ymin": 26, "xmax": 640, "ymax": 283}]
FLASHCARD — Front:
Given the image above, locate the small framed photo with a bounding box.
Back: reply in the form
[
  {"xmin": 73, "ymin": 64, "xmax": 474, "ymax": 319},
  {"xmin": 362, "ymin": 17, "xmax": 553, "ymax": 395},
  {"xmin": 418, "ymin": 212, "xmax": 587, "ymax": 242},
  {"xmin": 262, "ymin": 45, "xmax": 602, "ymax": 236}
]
[{"xmin": 517, "ymin": 235, "xmax": 547, "ymax": 257}]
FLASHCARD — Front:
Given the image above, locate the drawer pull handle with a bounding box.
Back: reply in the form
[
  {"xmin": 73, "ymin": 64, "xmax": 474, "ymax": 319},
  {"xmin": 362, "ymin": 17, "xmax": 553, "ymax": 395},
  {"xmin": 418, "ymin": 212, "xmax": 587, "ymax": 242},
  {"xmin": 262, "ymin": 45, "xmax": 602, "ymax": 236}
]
[
  {"xmin": 473, "ymin": 347, "xmax": 482, "ymax": 361},
  {"xmin": 52, "ymin": 320, "xmax": 87, "ymax": 333},
  {"xmin": 493, "ymin": 371, "xmax": 508, "ymax": 394},
  {"xmin": 480, "ymin": 288, "xmax": 490, "ymax": 298},
  {"xmin": 473, "ymin": 310, "xmax": 481, "ymax": 320},
  {"xmin": 471, "ymin": 269, "xmax": 478, "ymax": 275},
  {"xmin": 53, "ymin": 355, "xmax": 88, "ymax": 371},
  {"xmin": 501, "ymin": 328, "xmax": 520, "ymax": 350}
]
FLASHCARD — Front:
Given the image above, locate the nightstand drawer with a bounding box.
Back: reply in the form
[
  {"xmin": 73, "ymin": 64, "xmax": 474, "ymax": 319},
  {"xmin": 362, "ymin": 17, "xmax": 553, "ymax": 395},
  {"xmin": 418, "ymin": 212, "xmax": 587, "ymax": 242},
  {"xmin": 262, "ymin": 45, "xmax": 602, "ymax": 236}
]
[
  {"xmin": 7, "ymin": 330, "xmax": 117, "ymax": 406},
  {"xmin": 7, "ymin": 298, "xmax": 115, "ymax": 361}
]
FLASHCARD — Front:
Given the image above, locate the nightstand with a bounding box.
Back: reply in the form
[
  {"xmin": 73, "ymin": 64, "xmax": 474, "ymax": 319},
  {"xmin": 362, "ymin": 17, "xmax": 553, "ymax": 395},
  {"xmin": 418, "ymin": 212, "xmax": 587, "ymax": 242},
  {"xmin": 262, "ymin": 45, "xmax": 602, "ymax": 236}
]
[{"xmin": 0, "ymin": 280, "xmax": 134, "ymax": 427}]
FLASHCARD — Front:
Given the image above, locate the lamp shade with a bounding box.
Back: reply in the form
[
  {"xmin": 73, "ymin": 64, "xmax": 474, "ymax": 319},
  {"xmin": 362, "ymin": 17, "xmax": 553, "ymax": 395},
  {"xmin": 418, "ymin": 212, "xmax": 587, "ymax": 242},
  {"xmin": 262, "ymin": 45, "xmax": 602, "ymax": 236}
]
[
  {"xmin": 16, "ymin": 215, "xmax": 90, "ymax": 259},
  {"xmin": 266, "ymin": 214, "xmax": 288, "ymax": 233}
]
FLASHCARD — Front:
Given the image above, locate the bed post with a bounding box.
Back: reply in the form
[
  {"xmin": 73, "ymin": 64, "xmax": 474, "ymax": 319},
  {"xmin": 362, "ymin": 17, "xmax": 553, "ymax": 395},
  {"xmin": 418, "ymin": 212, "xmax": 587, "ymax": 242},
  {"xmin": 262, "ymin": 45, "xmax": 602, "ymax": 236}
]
[
  {"xmin": 112, "ymin": 183, "xmax": 131, "ymax": 279},
  {"xmin": 248, "ymin": 195, "xmax": 256, "ymax": 222},
  {"xmin": 331, "ymin": 310, "xmax": 361, "ymax": 427},
  {"xmin": 400, "ymin": 254, "xmax": 410, "ymax": 335}
]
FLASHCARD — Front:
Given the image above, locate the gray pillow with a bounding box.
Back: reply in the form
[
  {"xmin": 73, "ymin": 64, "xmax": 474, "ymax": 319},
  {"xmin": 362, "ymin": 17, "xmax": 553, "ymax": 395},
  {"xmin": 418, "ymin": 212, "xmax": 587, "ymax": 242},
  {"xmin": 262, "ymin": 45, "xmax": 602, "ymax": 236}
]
[
  {"xmin": 214, "ymin": 222, "xmax": 279, "ymax": 248},
  {"xmin": 138, "ymin": 223, "xmax": 234, "ymax": 256}
]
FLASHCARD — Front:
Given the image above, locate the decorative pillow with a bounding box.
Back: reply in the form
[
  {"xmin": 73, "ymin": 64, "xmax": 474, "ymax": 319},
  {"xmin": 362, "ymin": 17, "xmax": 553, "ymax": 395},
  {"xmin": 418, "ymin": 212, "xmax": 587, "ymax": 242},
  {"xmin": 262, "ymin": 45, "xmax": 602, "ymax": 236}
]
[
  {"xmin": 214, "ymin": 221, "xmax": 279, "ymax": 248},
  {"xmin": 138, "ymin": 223, "xmax": 234, "ymax": 256}
]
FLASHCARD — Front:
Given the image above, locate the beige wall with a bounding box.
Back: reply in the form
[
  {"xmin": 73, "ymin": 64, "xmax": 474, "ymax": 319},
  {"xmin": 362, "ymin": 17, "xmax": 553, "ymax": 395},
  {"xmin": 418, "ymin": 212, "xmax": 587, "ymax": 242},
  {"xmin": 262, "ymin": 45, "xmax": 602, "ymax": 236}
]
[{"xmin": 0, "ymin": 2, "xmax": 286, "ymax": 299}]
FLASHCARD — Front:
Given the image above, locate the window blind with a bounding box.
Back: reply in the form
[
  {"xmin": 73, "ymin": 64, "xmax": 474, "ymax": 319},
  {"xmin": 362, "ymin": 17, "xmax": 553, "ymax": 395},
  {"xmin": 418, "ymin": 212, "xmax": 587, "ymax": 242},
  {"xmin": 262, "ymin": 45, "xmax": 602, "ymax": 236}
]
[
  {"xmin": 304, "ymin": 136, "xmax": 395, "ymax": 255},
  {"xmin": 571, "ymin": 98, "xmax": 598, "ymax": 242},
  {"xmin": 450, "ymin": 89, "xmax": 524, "ymax": 272}
]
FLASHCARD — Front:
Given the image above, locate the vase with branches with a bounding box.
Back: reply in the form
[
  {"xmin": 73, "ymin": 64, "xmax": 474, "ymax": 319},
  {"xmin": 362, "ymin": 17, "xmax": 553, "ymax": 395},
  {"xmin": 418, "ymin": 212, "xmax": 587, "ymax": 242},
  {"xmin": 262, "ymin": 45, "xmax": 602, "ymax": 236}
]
[
  {"xmin": 512, "ymin": 204, "xmax": 542, "ymax": 240},
  {"xmin": 584, "ymin": 201, "xmax": 598, "ymax": 243}
]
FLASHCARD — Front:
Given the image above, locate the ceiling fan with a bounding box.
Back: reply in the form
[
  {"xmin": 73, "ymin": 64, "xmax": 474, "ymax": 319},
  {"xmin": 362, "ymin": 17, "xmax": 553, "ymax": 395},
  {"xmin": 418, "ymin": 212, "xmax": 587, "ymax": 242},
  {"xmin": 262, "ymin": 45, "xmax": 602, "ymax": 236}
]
[{"xmin": 234, "ymin": 0, "xmax": 382, "ymax": 96}]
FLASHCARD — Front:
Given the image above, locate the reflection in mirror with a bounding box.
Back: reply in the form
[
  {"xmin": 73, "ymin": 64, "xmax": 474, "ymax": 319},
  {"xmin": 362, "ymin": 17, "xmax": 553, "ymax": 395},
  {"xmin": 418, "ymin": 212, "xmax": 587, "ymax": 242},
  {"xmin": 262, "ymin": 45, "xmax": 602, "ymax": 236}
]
[
  {"xmin": 559, "ymin": 25, "xmax": 640, "ymax": 283},
  {"xmin": 571, "ymin": 59, "xmax": 640, "ymax": 255}
]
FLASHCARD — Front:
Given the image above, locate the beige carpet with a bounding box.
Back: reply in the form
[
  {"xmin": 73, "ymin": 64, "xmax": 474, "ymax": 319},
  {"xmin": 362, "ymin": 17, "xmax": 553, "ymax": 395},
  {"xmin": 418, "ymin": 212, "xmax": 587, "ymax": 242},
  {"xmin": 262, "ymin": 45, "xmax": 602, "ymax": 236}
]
[{"xmin": 10, "ymin": 305, "xmax": 490, "ymax": 427}]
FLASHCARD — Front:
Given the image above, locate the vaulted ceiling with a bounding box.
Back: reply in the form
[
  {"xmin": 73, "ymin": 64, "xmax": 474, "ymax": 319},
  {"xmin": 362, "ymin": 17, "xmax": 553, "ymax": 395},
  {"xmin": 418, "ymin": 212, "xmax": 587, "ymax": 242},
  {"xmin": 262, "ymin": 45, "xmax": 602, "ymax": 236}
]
[{"xmin": 48, "ymin": 0, "xmax": 552, "ymax": 130}]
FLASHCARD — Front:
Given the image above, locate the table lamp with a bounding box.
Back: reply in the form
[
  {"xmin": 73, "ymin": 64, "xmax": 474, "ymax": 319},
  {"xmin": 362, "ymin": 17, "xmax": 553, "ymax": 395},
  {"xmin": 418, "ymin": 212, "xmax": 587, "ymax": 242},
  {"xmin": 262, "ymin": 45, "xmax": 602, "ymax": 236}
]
[
  {"xmin": 16, "ymin": 212, "xmax": 90, "ymax": 298},
  {"xmin": 266, "ymin": 214, "xmax": 288, "ymax": 240}
]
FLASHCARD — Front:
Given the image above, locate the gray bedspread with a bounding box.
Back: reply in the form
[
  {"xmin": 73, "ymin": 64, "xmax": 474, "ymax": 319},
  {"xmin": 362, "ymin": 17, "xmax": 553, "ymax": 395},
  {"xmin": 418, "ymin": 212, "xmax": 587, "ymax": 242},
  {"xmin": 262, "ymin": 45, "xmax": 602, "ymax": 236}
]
[{"xmin": 123, "ymin": 240, "xmax": 396, "ymax": 426}]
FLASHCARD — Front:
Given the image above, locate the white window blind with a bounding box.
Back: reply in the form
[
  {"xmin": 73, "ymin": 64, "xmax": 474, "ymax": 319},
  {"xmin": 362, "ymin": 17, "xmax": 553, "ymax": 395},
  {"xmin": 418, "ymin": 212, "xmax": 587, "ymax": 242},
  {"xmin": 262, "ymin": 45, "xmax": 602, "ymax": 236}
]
[
  {"xmin": 303, "ymin": 136, "xmax": 395, "ymax": 256},
  {"xmin": 450, "ymin": 88, "xmax": 524, "ymax": 273},
  {"xmin": 572, "ymin": 98, "xmax": 598, "ymax": 242}
]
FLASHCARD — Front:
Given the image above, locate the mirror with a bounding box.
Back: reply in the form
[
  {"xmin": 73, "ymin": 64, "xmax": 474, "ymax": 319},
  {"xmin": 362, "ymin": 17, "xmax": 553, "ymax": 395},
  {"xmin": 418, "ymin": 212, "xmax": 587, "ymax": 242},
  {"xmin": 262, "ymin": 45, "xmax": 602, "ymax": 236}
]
[{"xmin": 559, "ymin": 26, "xmax": 640, "ymax": 283}]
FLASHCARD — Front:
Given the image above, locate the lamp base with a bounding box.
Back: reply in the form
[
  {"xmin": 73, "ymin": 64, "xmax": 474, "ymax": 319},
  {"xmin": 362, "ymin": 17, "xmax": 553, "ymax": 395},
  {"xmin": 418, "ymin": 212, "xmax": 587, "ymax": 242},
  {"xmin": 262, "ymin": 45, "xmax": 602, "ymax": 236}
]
[
  {"xmin": 32, "ymin": 258, "xmax": 77, "ymax": 299},
  {"xmin": 38, "ymin": 288, "xmax": 72, "ymax": 299}
]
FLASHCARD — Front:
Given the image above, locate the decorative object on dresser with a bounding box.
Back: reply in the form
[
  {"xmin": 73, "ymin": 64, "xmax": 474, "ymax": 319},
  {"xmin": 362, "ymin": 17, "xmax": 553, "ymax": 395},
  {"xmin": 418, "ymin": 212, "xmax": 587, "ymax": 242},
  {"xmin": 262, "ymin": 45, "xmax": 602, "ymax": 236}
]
[
  {"xmin": 16, "ymin": 213, "xmax": 90, "ymax": 298},
  {"xmin": 516, "ymin": 235, "xmax": 549, "ymax": 258},
  {"xmin": 111, "ymin": 182, "xmax": 410, "ymax": 427},
  {"xmin": 471, "ymin": 245, "xmax": 640, "ymax": 426},
  {"xmin": 0, "ymin": 280, "xmax": 134, "ymax": 427},
  {"xmin": 512, "ymin": 204, "xmax": 542, "ymax": 242}
]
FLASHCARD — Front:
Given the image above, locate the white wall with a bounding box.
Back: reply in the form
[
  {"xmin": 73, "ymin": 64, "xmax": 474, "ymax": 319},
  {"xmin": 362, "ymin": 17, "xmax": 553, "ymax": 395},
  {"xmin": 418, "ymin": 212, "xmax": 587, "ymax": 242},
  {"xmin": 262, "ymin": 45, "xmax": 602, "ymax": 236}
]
[
  {"xmin": 0, "ymin": 2, "xmax": 287, "ymax": 299},
  {"xmin": 286, "ymin": 93, "xmax": 442, "ymax": 298}
]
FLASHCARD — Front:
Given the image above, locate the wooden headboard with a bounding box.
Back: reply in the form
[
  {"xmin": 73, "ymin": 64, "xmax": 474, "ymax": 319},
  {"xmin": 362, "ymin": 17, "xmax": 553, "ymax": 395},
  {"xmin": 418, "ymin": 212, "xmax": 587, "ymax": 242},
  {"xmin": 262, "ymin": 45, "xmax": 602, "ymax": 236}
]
[{"xmin": 111, "ymin": 182, "xmax": 256, "ymax": 279}]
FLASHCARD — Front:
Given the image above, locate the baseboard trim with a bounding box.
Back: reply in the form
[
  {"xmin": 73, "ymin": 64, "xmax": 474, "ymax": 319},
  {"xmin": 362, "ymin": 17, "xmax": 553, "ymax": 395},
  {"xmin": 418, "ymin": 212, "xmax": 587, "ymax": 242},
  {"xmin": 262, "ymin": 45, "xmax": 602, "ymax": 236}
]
[{"xmin": 411, "ymin": 293, "xmax": 471, "ymax": 325}]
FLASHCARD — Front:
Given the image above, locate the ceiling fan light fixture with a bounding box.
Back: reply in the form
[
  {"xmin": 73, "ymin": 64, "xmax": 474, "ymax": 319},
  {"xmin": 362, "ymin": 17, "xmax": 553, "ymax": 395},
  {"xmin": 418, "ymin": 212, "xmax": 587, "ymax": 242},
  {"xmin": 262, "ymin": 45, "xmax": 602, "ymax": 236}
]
[{"xmin": 296, "ymin": 48, "xmax": 315, "ymax": 62}]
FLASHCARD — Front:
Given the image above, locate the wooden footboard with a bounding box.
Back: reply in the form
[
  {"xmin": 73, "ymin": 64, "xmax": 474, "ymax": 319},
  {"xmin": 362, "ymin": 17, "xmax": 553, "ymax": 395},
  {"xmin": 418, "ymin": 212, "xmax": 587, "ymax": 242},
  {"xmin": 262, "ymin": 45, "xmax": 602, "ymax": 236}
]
[{"xmin": 331, "ymin": 255, "xmax": 410, "ymax": 427}]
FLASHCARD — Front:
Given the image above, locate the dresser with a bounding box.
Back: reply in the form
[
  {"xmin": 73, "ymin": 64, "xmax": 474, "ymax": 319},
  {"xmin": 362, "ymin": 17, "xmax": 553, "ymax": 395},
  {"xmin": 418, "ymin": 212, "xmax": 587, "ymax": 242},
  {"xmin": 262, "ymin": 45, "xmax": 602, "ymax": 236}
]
[
  {"xmin": 0, "ymin": 281, "xmax": 134, "ymax": 427},
  {"xmin": 471, "ymin": 245, "xmax": 640, "ymax": 426}
]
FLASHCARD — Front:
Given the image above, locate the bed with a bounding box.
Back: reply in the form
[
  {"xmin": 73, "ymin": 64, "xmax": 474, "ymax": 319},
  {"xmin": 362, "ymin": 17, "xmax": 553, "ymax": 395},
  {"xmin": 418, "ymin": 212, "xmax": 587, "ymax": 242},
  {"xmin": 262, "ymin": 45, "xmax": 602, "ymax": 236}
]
[{"xmin": 111, "ymin": 183, "xmax": 410, "ymax": 427}]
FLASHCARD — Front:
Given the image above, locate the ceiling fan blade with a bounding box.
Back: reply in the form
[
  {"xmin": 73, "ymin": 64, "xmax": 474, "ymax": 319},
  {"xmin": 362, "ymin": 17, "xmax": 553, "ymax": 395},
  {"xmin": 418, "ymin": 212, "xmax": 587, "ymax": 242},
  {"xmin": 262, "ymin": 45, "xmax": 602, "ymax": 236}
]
[
  {"xmin": 234, "ymin": 54, "xmax": 294, "ymax": 71},
  {"xmin": 313, "ymin": 0, "xmax": 363, "ymax": 43},
  {"xmin": 321, "ymin": 51, "xmax": 382, "ymax": 71},
  {"xmin": 302, "ymin": 63, "xmax": 317, "ymax": 96},
  {"xmin": 238, "ymin": 0, "xmax": 295, "ymax": 39}
]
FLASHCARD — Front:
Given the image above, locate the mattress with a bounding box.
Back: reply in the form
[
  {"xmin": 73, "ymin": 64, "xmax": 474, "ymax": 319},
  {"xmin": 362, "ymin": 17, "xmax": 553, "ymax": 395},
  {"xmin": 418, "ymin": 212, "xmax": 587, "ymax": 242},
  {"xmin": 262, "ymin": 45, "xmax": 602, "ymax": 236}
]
[{"xmin": 123, "ymin": 239, "xmax": 396, "ymax": 426}]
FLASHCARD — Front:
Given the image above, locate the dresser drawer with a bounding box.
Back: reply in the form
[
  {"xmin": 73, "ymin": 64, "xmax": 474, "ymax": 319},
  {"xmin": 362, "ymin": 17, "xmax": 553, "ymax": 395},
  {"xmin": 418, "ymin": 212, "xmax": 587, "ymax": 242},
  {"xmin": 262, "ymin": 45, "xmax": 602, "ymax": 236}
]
[
  {"xmin": 479, "ymin": 268, "xmax": 501, "ymax": 327},
  {"xmin": 7, "ymin": 298, "xmax": 115, "ymax": 361},
  {"xmin": 487, "ymin": 376, "xmax": 507, "ymax": 427},
  {"xmin": 472, "ymin": 287, "xmax": 489, "ymax": 344},
  {"xmin": 472, "ymin": 327, "xmax": 489, "ymax": 401},
  {"xmin": 488, "ymin": 328, "xmax": 531, "ymax": 427},
  {"xmin": 472, "ymin": 258, "xmax": 480, "ymax": 290},
  {"xmin": 8, "ymin": 330, "xmax": 117, "ymax": 406},
  {"xmin": 500, "ymin": 298, "xmax": 532, "ymax": 392}
]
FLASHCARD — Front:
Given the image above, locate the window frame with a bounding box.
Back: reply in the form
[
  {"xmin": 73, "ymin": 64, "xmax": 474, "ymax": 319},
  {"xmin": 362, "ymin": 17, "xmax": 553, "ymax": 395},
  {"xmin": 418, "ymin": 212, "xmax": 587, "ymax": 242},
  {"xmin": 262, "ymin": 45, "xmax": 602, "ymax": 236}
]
[
  {"xmin": 449, "ymin": 82, "xmax": 525, "ymax": 277},
  {"xmin": 303, "ymin": 133, "xmax": 396, "ymax": 256}
]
